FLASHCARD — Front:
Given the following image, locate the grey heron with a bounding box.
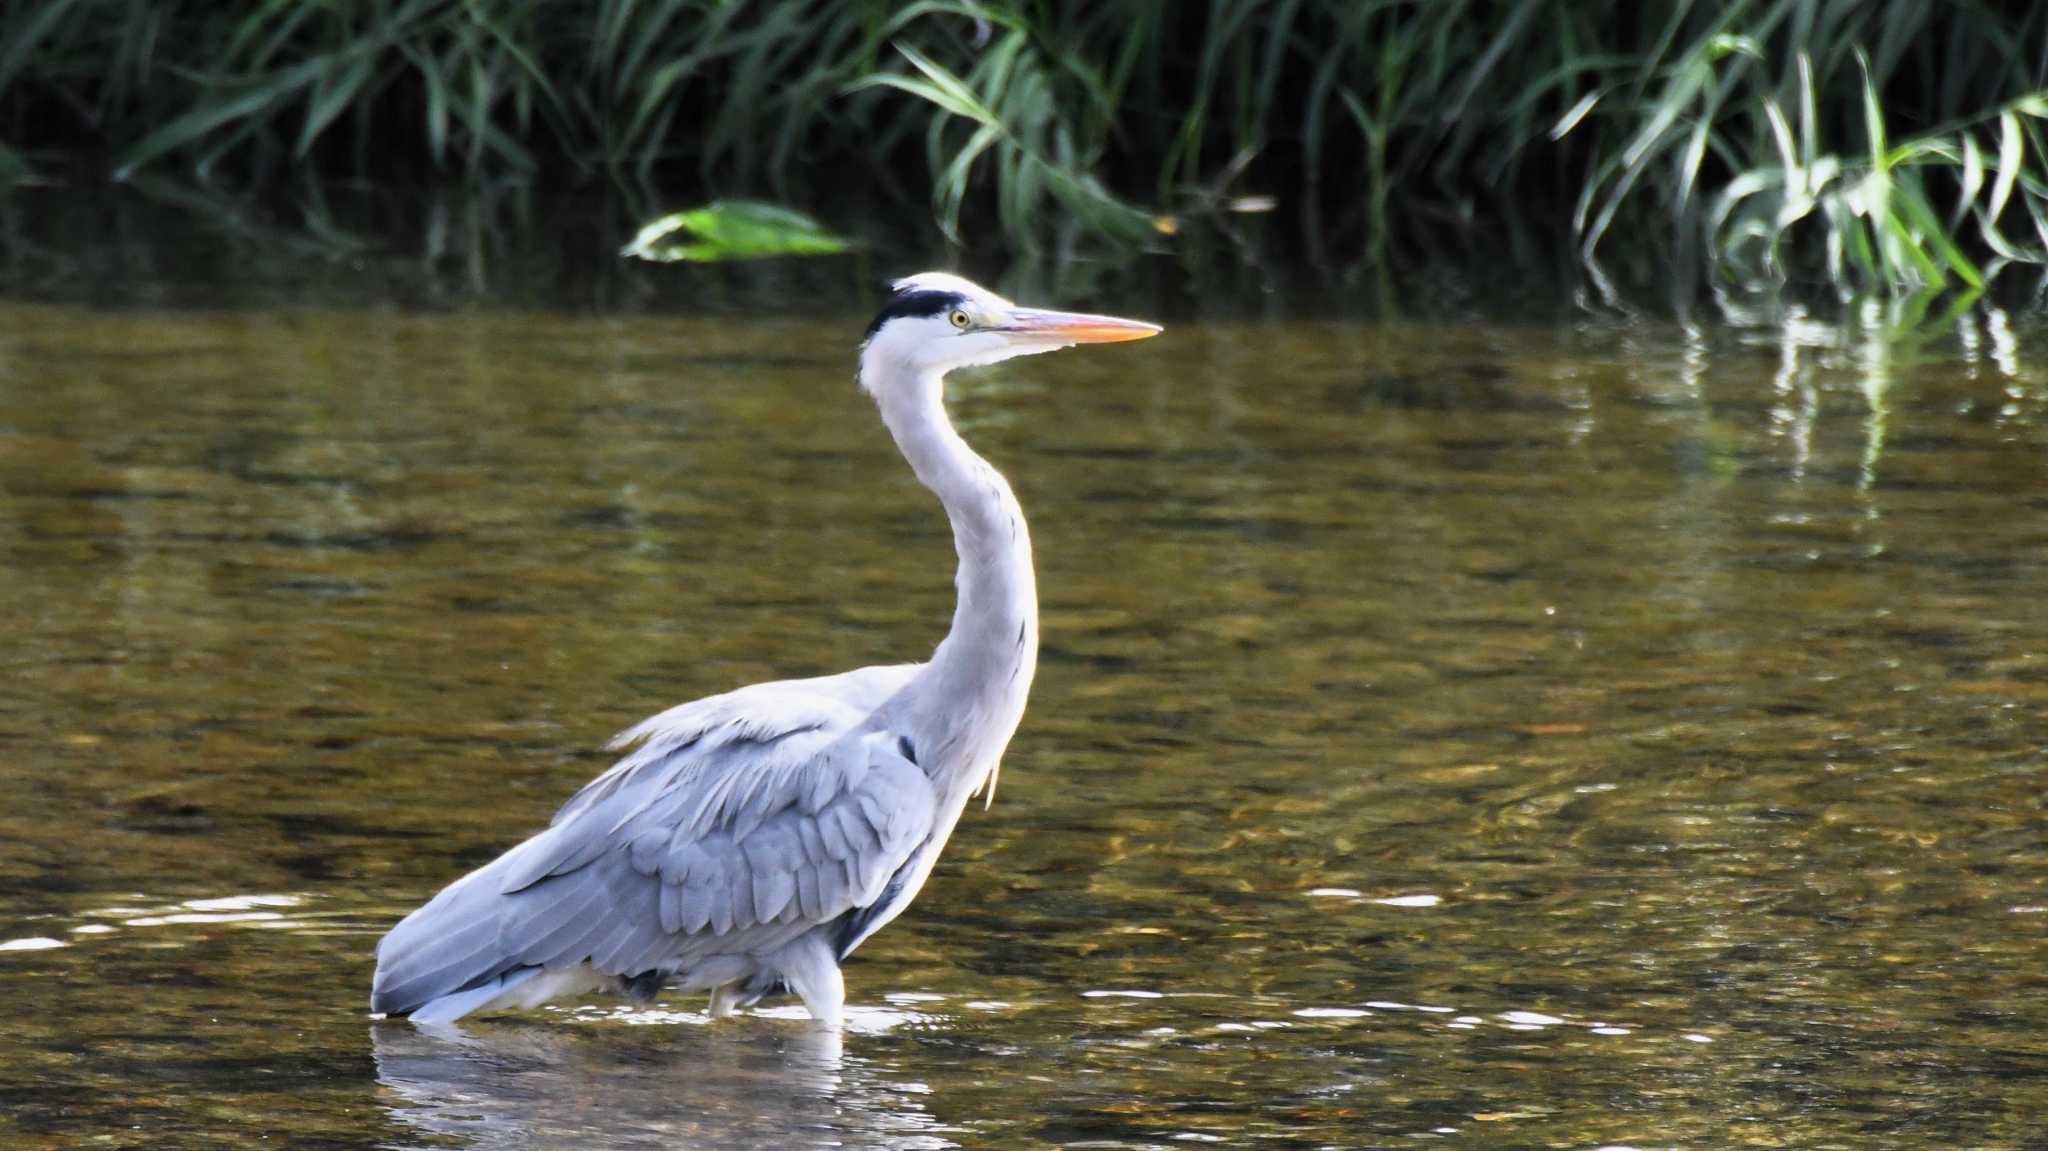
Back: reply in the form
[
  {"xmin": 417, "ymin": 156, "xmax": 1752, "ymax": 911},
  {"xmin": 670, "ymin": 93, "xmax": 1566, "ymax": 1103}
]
[{"xmin": 370, "ymin": 272, "xmax": 1161, "ymax": 1028}]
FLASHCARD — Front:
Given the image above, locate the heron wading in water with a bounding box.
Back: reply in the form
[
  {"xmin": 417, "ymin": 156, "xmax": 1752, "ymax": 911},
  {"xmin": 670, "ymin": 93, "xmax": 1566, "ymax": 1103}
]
[{"xmin": 371, "ymin": 273, "xmax": 1161, "ymax": 1028}]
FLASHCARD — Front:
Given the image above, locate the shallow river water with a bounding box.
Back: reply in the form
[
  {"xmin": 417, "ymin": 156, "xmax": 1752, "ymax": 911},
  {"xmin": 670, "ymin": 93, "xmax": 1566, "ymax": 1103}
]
[{"xmin": 0, "ymin": 258, "xmax": 2044, "ymax": 1148}]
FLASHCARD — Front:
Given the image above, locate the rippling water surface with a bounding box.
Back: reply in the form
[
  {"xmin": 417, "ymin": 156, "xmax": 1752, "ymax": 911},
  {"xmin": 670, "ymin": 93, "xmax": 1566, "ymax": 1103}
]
[{"xmin": 1, "ymin": 262, "xmax": 2045, "ymax": 1148}]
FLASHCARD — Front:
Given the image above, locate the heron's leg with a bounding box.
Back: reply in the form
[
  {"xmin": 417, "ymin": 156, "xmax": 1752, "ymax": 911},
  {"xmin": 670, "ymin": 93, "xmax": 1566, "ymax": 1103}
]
[
  {"xmin": 778, "ymin": 934, "xmax": 845, "ymax": 1030},
  {"xmin": 708, "ymin": 982, "xmax": 745, "ymax": 1018}
]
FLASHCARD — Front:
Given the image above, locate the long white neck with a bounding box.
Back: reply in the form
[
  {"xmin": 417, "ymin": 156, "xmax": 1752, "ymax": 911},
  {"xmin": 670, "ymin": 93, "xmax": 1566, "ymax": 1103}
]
[{"xmin": 870, "ymin": 365, "xmax": 1039, "ymax": 806}]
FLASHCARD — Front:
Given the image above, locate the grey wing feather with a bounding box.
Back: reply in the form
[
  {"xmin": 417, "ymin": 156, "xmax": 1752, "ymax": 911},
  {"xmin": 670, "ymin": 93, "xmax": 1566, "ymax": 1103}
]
[
  {"xmin": 371, "ymin": 664, "xmax": 932, "ymax": 1021},
  {"xmin": 550, "ymin": 665, "xmax": 919, "ymax": 830},
  {"xmin": 622, "ymin": 730, "xmax": 935, "ymax": 938},
  {"xmin": 795, "ymin": 864, "xmax": 823, "ymax": 920}
]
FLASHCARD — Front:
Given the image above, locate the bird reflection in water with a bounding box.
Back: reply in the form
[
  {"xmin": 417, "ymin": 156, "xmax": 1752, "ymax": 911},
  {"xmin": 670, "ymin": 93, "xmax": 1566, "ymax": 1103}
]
[{"xmin": 372, "ymin": 1012, "xmax": 957, "ymax": 1150}]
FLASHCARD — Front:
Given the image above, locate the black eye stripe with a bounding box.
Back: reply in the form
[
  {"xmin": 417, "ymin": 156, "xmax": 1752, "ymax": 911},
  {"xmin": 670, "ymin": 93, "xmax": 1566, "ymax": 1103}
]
[{"xmin": 863, "ymin": 290, "xmax": 968, "ymax": 341}]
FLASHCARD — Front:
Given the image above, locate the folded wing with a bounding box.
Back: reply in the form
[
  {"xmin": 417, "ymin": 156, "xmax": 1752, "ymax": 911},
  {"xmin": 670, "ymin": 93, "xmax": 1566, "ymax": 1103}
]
[{"xmin": 371, "ymin": 666, "xmax": 932, "ymax": 1020}]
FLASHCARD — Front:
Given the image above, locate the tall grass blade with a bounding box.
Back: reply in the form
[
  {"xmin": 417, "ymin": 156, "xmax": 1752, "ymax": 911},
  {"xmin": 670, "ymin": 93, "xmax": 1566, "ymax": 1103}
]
[
  {"xmin": 1990, "ymin": 111, "xmax": 2022, "ymax": 223},
  {"xmin": 297, "ymin": 53, "xmax": 374, "ymax": 157},
  {"xmin": 115, "ymin": 57, "xmax": 329, "ymax": 180}
]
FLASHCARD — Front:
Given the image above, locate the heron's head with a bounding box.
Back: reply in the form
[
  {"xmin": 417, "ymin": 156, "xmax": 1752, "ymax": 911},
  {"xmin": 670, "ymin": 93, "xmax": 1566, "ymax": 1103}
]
[{"xmin": 857, "ymin": 272, "xmax": 1160, "ymax": 394}]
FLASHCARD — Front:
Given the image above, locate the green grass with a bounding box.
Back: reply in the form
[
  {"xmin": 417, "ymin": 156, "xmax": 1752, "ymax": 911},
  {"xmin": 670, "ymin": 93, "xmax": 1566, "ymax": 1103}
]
[{"xmin": 3, "ymin": 1, "xmax": 2047, "ymax": 293}]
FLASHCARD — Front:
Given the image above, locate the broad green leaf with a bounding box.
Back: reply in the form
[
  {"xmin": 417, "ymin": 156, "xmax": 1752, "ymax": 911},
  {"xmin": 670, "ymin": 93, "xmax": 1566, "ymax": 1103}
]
[{"xmin": 621, "ymin": 201, "xmax": 856, "ymax": 263}]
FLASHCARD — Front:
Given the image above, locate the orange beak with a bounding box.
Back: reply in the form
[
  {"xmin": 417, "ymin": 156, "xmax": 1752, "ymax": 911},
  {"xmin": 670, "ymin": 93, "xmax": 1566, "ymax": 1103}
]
[{"xmin": 1000, "ymin": 308, "xmax": 1164, "ymax": 344}]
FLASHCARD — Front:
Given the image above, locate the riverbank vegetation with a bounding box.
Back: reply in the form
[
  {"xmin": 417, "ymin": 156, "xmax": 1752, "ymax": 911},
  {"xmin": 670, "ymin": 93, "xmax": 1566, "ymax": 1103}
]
[{"xmin": 3, "ymin": 1, "xmax": 2047, "ymax": 295}]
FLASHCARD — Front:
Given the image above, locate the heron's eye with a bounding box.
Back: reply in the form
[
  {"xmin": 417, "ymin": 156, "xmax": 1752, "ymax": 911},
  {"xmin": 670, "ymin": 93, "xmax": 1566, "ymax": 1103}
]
[{"xmin": 948, "ymin": 309, "xmax": 971, "ymax": 330}]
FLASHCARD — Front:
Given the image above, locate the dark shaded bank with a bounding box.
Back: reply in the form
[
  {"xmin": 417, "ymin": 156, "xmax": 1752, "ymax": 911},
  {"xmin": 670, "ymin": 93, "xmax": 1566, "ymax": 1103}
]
[
  {"xmin": 13, "ymin": 179, "xmax": 2048, "ymax": 341},
  {"xmin": 0, "ymin": 179, "xmax": 1589, "ymax": 320}
]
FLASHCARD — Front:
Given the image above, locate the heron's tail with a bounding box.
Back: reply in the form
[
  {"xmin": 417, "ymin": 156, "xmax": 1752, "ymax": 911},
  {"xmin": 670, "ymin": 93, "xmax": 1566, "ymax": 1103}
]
[
  {"xmin": 372, "ymin": 865, "xmax": 522, "ymax": 1022},
  {"xmin": 413, "ymin": 966, "xmax": 548, "ymax": 1025}
]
